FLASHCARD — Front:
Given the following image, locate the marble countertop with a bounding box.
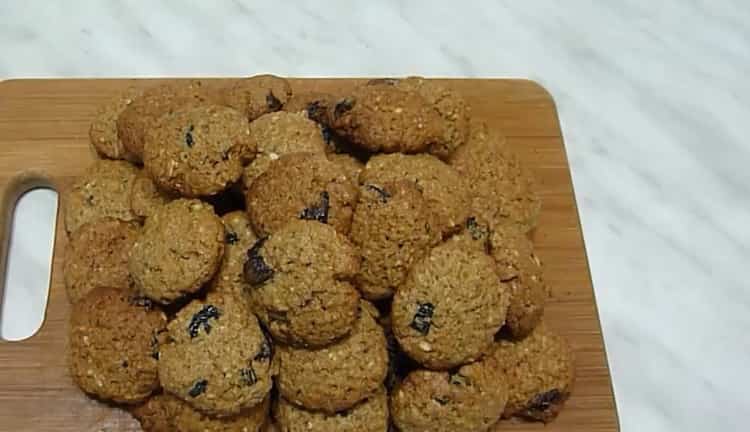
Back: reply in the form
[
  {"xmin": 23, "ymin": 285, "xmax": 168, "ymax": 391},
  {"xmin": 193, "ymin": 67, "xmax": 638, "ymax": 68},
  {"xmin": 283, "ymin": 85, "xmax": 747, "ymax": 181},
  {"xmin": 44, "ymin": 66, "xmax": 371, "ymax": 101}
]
[{"xmin": 2, "ymin": 1, "xmax": 749, "ymax": 431}]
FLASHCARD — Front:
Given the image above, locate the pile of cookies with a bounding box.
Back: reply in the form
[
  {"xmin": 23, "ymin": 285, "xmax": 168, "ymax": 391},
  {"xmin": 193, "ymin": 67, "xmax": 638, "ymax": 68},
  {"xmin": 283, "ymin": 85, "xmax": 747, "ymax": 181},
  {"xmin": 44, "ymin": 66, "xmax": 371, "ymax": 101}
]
[{"xmin": 64, "ymin": 75, "xmax": 575, "ymax": 432}]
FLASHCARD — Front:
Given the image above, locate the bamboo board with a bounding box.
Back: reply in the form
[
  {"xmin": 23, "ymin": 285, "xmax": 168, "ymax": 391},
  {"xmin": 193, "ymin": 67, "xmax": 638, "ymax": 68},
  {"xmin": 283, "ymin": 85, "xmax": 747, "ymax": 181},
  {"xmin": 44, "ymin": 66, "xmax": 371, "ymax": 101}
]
[{"xmin": 0, "ymin": 78, "xmax": 619, "ymax": 431}]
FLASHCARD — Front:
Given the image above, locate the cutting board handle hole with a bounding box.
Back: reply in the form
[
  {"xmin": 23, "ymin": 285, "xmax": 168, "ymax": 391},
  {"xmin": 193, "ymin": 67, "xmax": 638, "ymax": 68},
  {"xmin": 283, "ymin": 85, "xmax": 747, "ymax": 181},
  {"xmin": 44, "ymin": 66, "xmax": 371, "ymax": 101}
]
[{"xmin": 1, "ymin": 187, "xmax": 58, "ymax": 342}]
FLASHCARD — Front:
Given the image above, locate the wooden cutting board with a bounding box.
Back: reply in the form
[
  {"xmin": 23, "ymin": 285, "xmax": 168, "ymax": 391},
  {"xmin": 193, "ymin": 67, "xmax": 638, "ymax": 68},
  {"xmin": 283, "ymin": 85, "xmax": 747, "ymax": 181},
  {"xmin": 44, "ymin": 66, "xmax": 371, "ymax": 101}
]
[{"xmin": 0, "ymin": 78, "xmax": 619, "ymax": 431}]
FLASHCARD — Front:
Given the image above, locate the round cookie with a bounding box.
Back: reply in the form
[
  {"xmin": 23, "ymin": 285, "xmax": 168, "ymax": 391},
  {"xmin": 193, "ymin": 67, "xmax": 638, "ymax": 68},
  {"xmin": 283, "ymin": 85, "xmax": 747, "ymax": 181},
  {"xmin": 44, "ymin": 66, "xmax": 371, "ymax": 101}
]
[
  {"xmin": 450, "ymin": 121, "xmax": 541, "ymax": 232},
  {"xmin": 241, "ymin": 111, "xmax": 327, "ymax": 188},
  {"xmin": 489, "ymin": 224, "xmax": 547, "ymax": 339},
  {"xmin": 274, "ymin": 386, "xmax": 388, "ymax": 432},
  {"xmin": 64, "ymin": 159, "xmax": 139, "ymax": 235},
  {"xmin": 491, "ymin": 323, "xmax": 575, "ymax": 423},
  {"xmin": 129, "ymin": 172, "xmax": 175, "ymax": 221},
  {"xmin": 245, "ymin": 219, "xmax": 360, "ymax": 347},
  {"xmin": 223, "ymin": 74, "xmax": 292, "ymax": 121},
  {"xmin": 275, "ymin": 301, "xmax": 388, "ymax": 413},
  {"xmin": 132, "ymin": 393, "xmax": 270, "ymax": 432},
  {"xmin": 64, "ymin": 217, "xmax": 140, "ymax": 303},
  {"xmin": 371, "ymin": 76, "xmax": 471, "ymax": 160},
  {"xmin": 392, "ymin": 240, "xmax": 510, "ymax": 369},
  {"xmin": 69, "ymin": 287, "xmax": 167, "ymax": 404},
  {"xmin": 327, "ymin": 153, "xmax": 364, "ymax": 182},
  {"xmin": 328, "ymin": 84, "xmax": 442, "ymax": 153},
  {"xmin": 89, "ymin": 86, "xmax": 142, "ymax": 161},
  {"xmin": 360, "ymin": 153, "xmax": 472, "ymax": 235},
  {"xmin": 390, "ymin": 355, "xmax": 508, "ymax": 432},
  {"xmin": 158, "ymin": 293, "xmax": 274, "ymax": 417},
  {"xmin": 143, "ymin": 104, "xmax": 251, "ymax": 197},
  {"xmin": 246, "ymin": 153, "xmax": 359, "ymax": 237},
  {"xmin": 350, "ymin": 181, "xmax": 441, "ymax": 300},
  {"xmin": 208, "ymin": 211, "xmax": 258, "ymax": 296},
  {"xmin": 129, "ymin": 199, "xmax": 224, "ymax": 303},
  {"xmin": 117, "ymin": 80, "xmax": 220, "ymax": 160}
]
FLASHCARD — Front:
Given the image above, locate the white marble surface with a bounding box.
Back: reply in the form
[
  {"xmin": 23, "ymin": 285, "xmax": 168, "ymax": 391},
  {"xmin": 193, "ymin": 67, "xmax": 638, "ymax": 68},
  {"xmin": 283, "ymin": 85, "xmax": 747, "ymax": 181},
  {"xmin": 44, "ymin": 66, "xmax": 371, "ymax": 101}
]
[{"xmin": 1, "ymin": 1, "xmax": 749, "ymax": 430}]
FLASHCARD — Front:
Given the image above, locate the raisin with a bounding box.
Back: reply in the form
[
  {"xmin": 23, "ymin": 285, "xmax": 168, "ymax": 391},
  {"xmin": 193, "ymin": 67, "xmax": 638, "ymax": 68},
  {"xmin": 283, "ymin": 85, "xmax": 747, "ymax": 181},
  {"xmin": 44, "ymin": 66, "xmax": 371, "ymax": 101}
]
[
  {"xmin": 321, "ymin": 125, "xmax": 333, "ymax": 145},
  {"xmin": 129, "ymin": 295, "xmax": 154, "ymax": 309},
  {"xmin": 367, "ymin": 78, "xmax": 400, "ymax": 86},
  {"xmin": 187, "ymin": 304, "xmax": 221, "ymax": 338},
  {"xmin": 525, "ymin": 389, "xmax": 563, "ymax": 414},
  {"xmin": 85, "ymin": 195, "xmax": 95, "ymax": 205},
  {"xmin": 243, "ymin": 237, "xmax": 274, "ymax": 286},
  {"xmin": 240, "ymin": 367, "xmax": 258, "ymax": 386},
  {"xmin": 121, "ymin": 360, "xmax": 129, "ymax": 368},
  {"xmin": 254, "ymin": 338, "xmax": 272, "ymax": 361},
  {"xmin": 185, "ymin": 125, "xmax": 195, "ymax": 148},
  {"xmin": 305, "ymin": 100, "xmax": 327, "ymax": 123},
  {"xmin": 150, "ymin": 334, "xmax": 160, "ymax": 360},
  {"xmin": 333, "ymin": 98, "xmax": 354, "ymax": 119},
  {"xmin": 365, "ymin": 184, "xmax": 391, "ymax": 203},
  {"xmin": 410, "ymin": 302, "xmax": 434, "ymax": 335},
  {"xmin": 267, "ymin": 309, "xmax": 288, "ymax": 323},
  {"xmin": 188, "ymin": 379, "xmax": 208, "ymax": 397},
  {"xmin": 299, "ymin": 191, "xmax": 330, "ymax": 224},
  {"xmin": 225, "ymin": 231, "xmax": 239, "ymax": 245},
  {"xmin": 433, "ymin": 395, "xmax": 450, "ymax": 405},
  {"xmin": 266, "ymin": 91, "xmax": 283, "ymax": 111}
]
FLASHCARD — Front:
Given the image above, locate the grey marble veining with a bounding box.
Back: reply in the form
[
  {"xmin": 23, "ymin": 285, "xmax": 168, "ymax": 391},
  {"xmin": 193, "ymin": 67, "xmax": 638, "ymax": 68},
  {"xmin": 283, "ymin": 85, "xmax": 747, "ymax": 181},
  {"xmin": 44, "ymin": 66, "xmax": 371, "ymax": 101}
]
[{"xmin": 1, "ymin": 1, "xmax": 749, "ymax": 430}]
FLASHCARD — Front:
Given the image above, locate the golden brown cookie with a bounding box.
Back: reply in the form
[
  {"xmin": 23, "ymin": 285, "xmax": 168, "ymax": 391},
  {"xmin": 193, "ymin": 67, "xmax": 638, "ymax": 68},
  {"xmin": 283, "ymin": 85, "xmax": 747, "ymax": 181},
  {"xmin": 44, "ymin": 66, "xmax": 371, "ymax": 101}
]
[
  {"xmin": 223, "ymin": 74, "xmax": 292, "ymax": 121},
  {"xmin": 117, "ymin": 80, "xmax": 220, "ymax": 160},
  {"xmin": 69, "ymin": 287, "xmax": 167, "ymax": 404},
  {"xmin": 327, "ymin": 153, "xmax": 365, "ymax": 182},
  {"xmin": 246, "ymin": 153, "xmax": 359, "ymax": 237},
  {"xmin": 132, "ymin": 393, "xmax": 269, "ymax": 432},
  {"xmin": 490, "ymin": 224, "xmax": 547, "ymax": 339},
  {"xmin": 392, "ymin": 240, "xmax": 510, "ymax": 369},
  {"xmin": 208, "ymin": 211, "xmax": 258, "ymax": 296},
  {"xmin": 360, "ymin": 153, "xmax": 471, "ymax": 235},
  {"xmin": 275, "ymin": 302, "xmax": 388, "ymax": 413},
  {"xmin": 245, "ymin": 219, "xmax": 360, "ymax": 347},
  {"xmin": 370, "ymin": 77, "xmax": 471, "ymax": 160},
  {"xmin": 129, "ymin": 172, "xmax": 175, "ymax": 221},
  {"xmin": 390, "ymin": 355, "xmax": 508, "ymax": 432},
  {"xmin": 350, "ymin": 181, "xmax": 441, "ymax": 300},
  {"xmin": 89, "ymin": 86, "xmax": 142, "ymax": 161},
  {"xmin": 158, "ymin": 293, "xmax": 274, "ymax": 417},
  {"xmin": 143, "ymin": 104, "xmax": 251, "ymax": 197},
  {"xmin": 450, "ymin": 121, "xmax": 541, "ymax": 232},
  {"xmin": 63, "ymin": 217, "xmax": 140, "ymax": 303},
  {"xmin": 241, "ymin": 111, "xmax": 328, "ymax": 188},
  {"xmin": 274, "ymin": 386, "xmax": 388, "ymax": 432},
  {"xmin": 129, "ymin": 199, "xmax": 224, "ymax": 303},
  {"xmin": 64, "ymin": 159, "xmax": 139, "ymax": 235},
  {"xmin": 491, "ymin": 323, "xmax": 575, "ymax": 423},
  {"xmin": 328, "ymin": 84, "xmax": 442, "ymax": 153}
]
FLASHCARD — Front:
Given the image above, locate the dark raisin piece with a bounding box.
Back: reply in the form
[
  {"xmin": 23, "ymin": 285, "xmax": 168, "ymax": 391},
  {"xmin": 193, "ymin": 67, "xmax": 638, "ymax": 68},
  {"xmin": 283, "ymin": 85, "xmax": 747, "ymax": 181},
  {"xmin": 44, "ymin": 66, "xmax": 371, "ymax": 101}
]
[
  {"xmin": 524, "ymin": 389, "xmax": 563, "ymax": 415},
  {"xmin": 333, "ymin": 98, "xmax": 354, "ymax": 119},
  {"xmin": 254, "ymin": 337, "xmax": 272, "ymax": 361},
  {"xmin": 367, "ymin": 78, "xmax": 400, "ymax": 86},
  {"xmin": 121, "ymin": 360, "xmax": 129, "ymax": 368},
  {"xmin": 185, "ymin": 125, "xmax": 195, "ymax": 148},
  {"xmin": 244, "ymin": 237, "xmax": 274, "ymax": 286},
  {"xmin": 267, "ymin": 309, "xmax": 289, "ymax": 323},
  {"xmin": 266, "ymin": 91, "xmax": 282, "ymax": 111},
  {"xmin": 299, "ymin": 191, "xmax": 330, "ymax": 224},
  {"xmin": 85, "ymin": 195, "xmax": 95, "ymax": 205},
  {"xmin": 365, "ymin": 184, "xmax": 391, "ymax": 203},
  {"xmin": 188, "ymin": 379, "xmax": 208, "ymax": 397},
  {"xmin": 321, "ymin": 125, "xmax": 333, "ymax": 145},
  {"xmin": 150, "ymin": 334, "xmax": 160, "ymax": 360},
  {"xmin": 187, "ymin": 304, "xmax": 221, "ymax": 338},
  {"xmin": 409, "ymin": 302, "xmax": 434, "ymax": 335},
  {"xmin": 466, "ymin": 217, "xmax": 488, "ymax": 240},
  {"xmin": 225, "ymin": 231, "xmax": 239, "ymax": 245},
  {"xmin": 240, "ymin": 367, "xmax": 258, "ymax": 386},
  {"xmin": 305, "ymin": 100, "xmax": 327, "ymax": 122},
  {"xmin": 129, "ymin": 295, "xmax": 154, "ymax": 309},
  {"xmin": 433, "ymin": 395, "xmax": 450, "ymax": 405}
]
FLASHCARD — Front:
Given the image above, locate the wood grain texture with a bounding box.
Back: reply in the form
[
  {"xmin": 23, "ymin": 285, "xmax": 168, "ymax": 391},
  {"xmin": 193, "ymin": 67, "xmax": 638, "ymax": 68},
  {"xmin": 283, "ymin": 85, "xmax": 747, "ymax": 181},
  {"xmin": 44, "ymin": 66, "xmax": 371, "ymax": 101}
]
[{"xmin": 0, "ymin": 78, "xmax": 619, "ymax": 431}]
